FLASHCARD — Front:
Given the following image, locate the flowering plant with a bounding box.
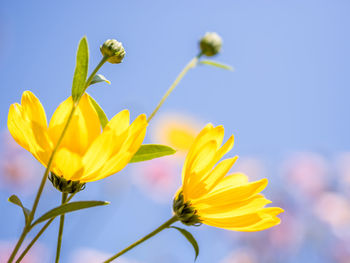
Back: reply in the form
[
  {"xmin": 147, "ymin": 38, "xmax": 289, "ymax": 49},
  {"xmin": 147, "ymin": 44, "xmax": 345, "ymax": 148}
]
[{"xmin": 6, "ymin": 34, "xmax": 282, "ymax": 263}]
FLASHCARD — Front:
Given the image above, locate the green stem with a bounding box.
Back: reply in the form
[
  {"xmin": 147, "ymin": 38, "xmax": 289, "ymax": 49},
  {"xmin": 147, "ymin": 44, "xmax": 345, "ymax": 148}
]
[
  {"xmin": 7, "ymin": 228, "xmax": 28, "ymax": 263},
  {"xmin": 103, "ymin": 216, "xmax": 178, "ymax": 263},
  {"xmin": 55, "ymin": 193, "xmax": 68, "ymax": 263},
  {"xmin": 15, "ymin": 194, "xmax": 76, "ymax": 263},
  {"xmin": 7, "ymin": 56, "xmax": 108, "ymax": 263},
  {"xmin": 147, "ymin": 53, "xmax": 203, "ymax": 123},
  {"xmin": 15, "ymin": 219, "xmax": 53, "ymax": 263},
  {"xmin": 79, "ymin": 55, "xmax": 108, "ymax": 104}
]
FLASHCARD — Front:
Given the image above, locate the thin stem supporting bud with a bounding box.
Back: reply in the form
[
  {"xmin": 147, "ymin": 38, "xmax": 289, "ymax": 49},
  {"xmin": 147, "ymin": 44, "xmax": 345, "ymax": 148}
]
[
  {"xmin": 147, "ymin": 53, "xmax": 203, "ymax": 123},
  {"xmin": 103, "ymin": 216, "xmax": 179, "ymax": 263}
]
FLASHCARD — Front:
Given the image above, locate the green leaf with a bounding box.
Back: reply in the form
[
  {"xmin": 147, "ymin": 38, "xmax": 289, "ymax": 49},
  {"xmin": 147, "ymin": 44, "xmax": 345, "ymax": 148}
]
[
  {"xmin": 90, "ymin": 74, "xmax": 111, "ymax": 86},
  {"xmin": 71, "ymin": 36, "xmax": 89, "ymax": 102},
  {"xmin": 8, "ymin": 195, "xmax": 30, "ymax": 225},
  {"xmin": 88, "ymin": 94, "xmax": 109, "ymax": 129},
  {"xmin": 32, "ymin": 201, "xmax": 109, "ymax": 227},
  {"xmin": 171, "ymin": 226, "xmax": 199, "ymax": 260},
  {"xmin": 129, "ymin": 144, "xmax": 176, "ymax": 163},
  {"xmin": 199, "ymin": 60, "xmax": 234, "ymax": 71}
]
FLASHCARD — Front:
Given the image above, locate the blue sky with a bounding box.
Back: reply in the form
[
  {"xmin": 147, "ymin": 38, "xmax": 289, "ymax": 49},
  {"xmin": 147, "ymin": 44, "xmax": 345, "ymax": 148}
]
[{"xmin": 1, "ymin": 1, "xmax": 350, "ymax": 262}]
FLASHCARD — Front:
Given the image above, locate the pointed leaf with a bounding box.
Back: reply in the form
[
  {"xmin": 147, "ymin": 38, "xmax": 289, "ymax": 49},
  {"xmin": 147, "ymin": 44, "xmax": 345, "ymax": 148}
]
[
  {"xmin": 90, "ymin": 74, "xmax": 111, "ymax": 86},
  {"xmin": 171, "ymin": 226, "xmax": 199, "ymax": 260},
  {"xmin": 32, "ymin": 201, "xmax": 109, "ymax": 226},
  {"xmin": 129, "ymin": 144, "xmax": 176, "ymax": 163},
  {"xmin": 88, "ymin": 94, "xmax": 109, "ymax": 129},
  {"xmin": 199, "ymin": 60, "xmax": 234, "ymax": 71},
  {"xmin": 72, "ymin": 36, "xmax": 89, "ymax": 102},
  {"xmin": 8, "ymin": 195, "xmax": 30, "ymax": 225}
]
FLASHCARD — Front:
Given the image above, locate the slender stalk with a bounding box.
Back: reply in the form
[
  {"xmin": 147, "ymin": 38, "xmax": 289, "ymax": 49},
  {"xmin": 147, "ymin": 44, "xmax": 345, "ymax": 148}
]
[
  {"xmin": 103, "ymin": 216, "xmax": 178, "ymax": 263},
  {"xmin": 147, "ymin": 53, "xmax": 203, "ymax": 123},
  {"xmin": 7, "ymin": 56, "xmax": 108, "ymax": 263},
  {"xmin": 55, "ymin": 193, "xmax": 68, "ymax": 263},
  {"xmin": 79, "ymin": 55, "xmax": 109, "ymax": 104},
  {"xmin": 7, "ymin": 228, "xmax": 28, "ymax": 263},
  {"xmin": 15, "ymin": 219, "xmax": 53, "ymax": 263},
  {"xmin": 15, "ymin": 194, "xmax": 76, "ymax": 263}
]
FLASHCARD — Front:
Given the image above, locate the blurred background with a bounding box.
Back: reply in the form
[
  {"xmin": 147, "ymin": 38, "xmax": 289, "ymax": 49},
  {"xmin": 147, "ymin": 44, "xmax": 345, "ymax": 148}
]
[{"xmin": 1, "ymin": 0, "xmax": 350, "ymax": 262}]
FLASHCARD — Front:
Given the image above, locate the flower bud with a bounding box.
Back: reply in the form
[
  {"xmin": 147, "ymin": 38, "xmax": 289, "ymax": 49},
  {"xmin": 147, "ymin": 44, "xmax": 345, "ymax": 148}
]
[
  {"xmin": 173, "ymin": 192, "xmax": 202, "ymax": 226},
  {"xmin": 199, "ymin": 32, "xmax": 222, "ymax": 57},
  {"xmin": 49, "ymin": 173, "xmax": 86, "ymax": 194},
  {"xmin": 100, "ymin": 39, "xmax": 125, "ymax": 64}
]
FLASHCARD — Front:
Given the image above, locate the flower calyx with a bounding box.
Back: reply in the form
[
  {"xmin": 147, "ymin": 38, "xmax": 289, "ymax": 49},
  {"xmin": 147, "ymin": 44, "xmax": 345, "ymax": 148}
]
[
  {"xmin": 173, "ymin": 192, "xmax": 202, "ymax": 226},
  {"xmin": 48, "ymin": 173, "xmax": 86, "ymax": 194}
]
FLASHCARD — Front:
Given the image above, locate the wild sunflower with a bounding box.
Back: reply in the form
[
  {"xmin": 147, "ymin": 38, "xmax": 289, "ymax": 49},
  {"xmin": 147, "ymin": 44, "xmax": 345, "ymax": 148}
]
[
  {"xmin": 173, "ymin": 123, "xmax": 283, "ymax": 231},
  {"xmin": 7, "ymin": 91, "xmax": 147, "ymax": 185}
]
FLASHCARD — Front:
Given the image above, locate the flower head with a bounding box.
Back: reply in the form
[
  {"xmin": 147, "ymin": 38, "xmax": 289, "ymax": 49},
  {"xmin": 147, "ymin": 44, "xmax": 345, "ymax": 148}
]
[
  {"xmin": 100, "ymin": 39, "xmax": 126, "ymax": 64},
  {"xmin": 7, "ymin": 91, "xmax": 147, "ymax": 184},
  {"xmin": 199, "ymin": 32, "xmax": 222, "ymax": 57},
  {"xmin": 173, "ymin": 124, "xmax": 283, "ymax": 231}
]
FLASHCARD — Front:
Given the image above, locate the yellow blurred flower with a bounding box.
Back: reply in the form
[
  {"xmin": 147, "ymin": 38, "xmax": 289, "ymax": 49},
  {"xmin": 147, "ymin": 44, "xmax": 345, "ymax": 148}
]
[
  {"xmin": 7, "ymin": 91, "xmax": 147, "ymax": 183},
  {"xmin": 152, "ymin": 113, "xmax": 201, "ymax": 153},
  {"xmin": 173, "ymin": 123, "xmax": 283, "ymax": 231}
]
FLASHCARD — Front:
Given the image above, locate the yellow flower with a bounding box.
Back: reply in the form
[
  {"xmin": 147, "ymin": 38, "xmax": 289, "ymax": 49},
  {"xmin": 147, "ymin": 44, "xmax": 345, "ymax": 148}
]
[
  {"xmin": 173, "ymin": 124, "xmax": 283, "ymax": 231},
  {"xmin": 152, "ymin": 114, "xmax": 201, "ymax": 153},
  {"xmin": 7, "ymin": 91, "xmax": 147, "ymax": 183}
]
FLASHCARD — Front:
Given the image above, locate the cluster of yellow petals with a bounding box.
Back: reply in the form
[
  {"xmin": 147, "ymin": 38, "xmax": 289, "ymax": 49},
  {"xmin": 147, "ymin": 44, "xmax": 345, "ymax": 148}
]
[
  {"xmin": 179, "ymin": 124, "xmax": 283, "ymax": 231},
  {"xmin": 7, "ymin": 91, "xmax": 147, "ymax": 183}
]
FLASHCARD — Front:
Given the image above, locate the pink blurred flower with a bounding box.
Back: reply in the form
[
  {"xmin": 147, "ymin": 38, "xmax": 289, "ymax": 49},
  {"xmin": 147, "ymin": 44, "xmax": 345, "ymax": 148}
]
[
  {"xmin": 69, "ymin": 248, "xmax": 142, "ymax": 263},
  {"xmin": 335, "ymin": 152, "xmax": 350, "ymax": 194},
  {"xmin": 282, "ymin": 152, "xmax": 329, "ymax": 199},
  {"xmin": 131, "ymin": 157, "xmax": 181, "ymax": 203},
  {"xmin": 268, "ymin": 212, "xmax": 304, "ymax": 251},
  {"xmin": 220, "ymin": 249, "xmax": 257, "ymax": 263},
  {"xmin": 0, "ymin": 240, "xmax": 48, "ymax": 263},
  {"xmin": 0, "ymin": 131, "xmax": 40, "ymax": 195},
  {"xmin": 231, "ymin": 157, "xmax": 266, "ymax": 181},
  {"xmin": 314, "ymin": 192, "xmax": 350, "ymax": 238}
]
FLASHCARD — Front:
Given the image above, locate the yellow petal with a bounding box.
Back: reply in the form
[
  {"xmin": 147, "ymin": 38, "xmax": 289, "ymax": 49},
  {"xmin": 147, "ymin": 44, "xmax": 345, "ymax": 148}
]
[
  {"xmin": 201, "ymin": 207, "xmax": 283, "ymax": 230},
  {"xmin": 260, "ymin": 207, "xmax": 285, "ymax": 217},
  {"xmin": 8, "ymin": 99, "xmax": 52, "ymax": 166},
  {"xmin": 98, "ymin": 117, "xmax": 147, "ymax": 178},
  {"xmin": 239, "ymin": 217, "xmax": 281, "ymax": 232},
  {"xmin": 118, "ymin": 114, "xmax": 147, "ymax": 154},
  {"xmin": 202, "ymin": 212, "xmax": 268, "ymax": 229},
  {"xmin": 197, "ymin": 195, "xmax": 272, "ymax": 217},
  {"xmin": 81, "ymin": 130, "xmax": 117, "ymax": 177},
  {"xmin": 52, "ymin": 148, "xmax": 83, "ymax": 180},
  {"xmin": 8, "ymin": 104, "xmax": 31, "ymax": 151},
  {"xmin": 189, "ymin": 140, "xmax": 218, "ymax": 175},
  {"xmin": 211, "ymin": 135, "xmax": 234, "ymax": 165},
  {"xmin": 104, "ymin": 109, "xmax": 130, "ymax": 135},
  {"xmin": 211, "ymin": 172, "xmax": 249, "ymax": 190},
  {"xmin": 182, "ymin": 140, "xmax": 217, "ymax": 199},
  {"xmin": 186, "ymin": 157, "xmax": 238, "ymax": 200},
  {"xmin": 184, "ymin": 125, "xmax": 224, "ymax": 169},
  {"xmin": 195, "ymin": 178, "xmax": 268, "ymax": 206},
  {"xmin": 81, "ymin": 114, "xmax": 147, "ymax": 182},
  {"xmin": 48, "ymin": 94, "xmax": 100, "ymax": 155},
  {"xmin": 235, "ymin": 207, "xmax": 284, "ymax": 232},
  {"xmin": 21, "ymin": 91, "xmax": 47, "ymax": 128},
  {"xmin": 83, "ymin": 152, "xmax": 132, "ymax": 182}
]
